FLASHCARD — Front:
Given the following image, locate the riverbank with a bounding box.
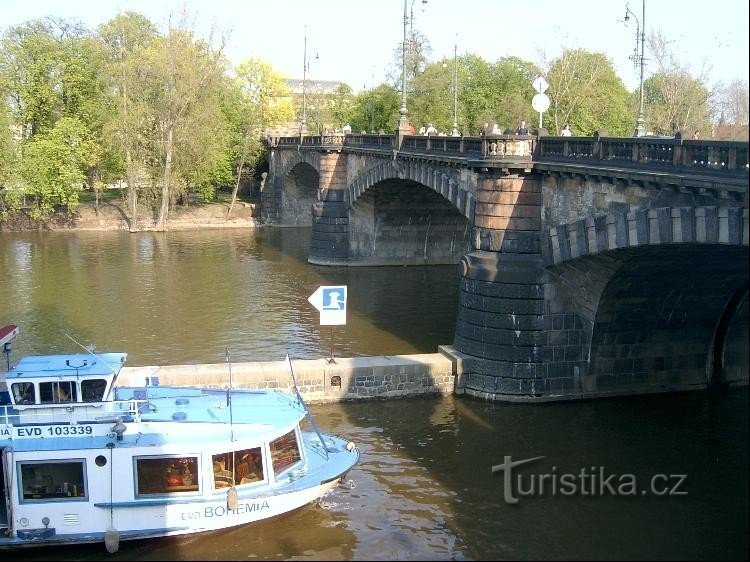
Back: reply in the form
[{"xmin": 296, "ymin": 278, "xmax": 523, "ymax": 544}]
[{"xmin": 0, "ymin": 198, "xmax": 260, "ymax": 232}]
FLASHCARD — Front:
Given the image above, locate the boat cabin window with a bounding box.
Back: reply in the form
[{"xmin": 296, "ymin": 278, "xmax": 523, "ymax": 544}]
[
  {"xmin": 39, "ymin": 381, "xmax": 78, "ymax": 404},
  {"xmin": 212, "ymin": 447, "xmax": 264, "ymax": 489},
  {"xmin": 270, "ymin": 430, "xmax": 302, "ymax": 477},
  {"xmin": 18, "ymin": 460, "xmax": 87, "ymax": 502},
  {"xmin": 81, "ymin": 378, "xmax": 107, "ymax": 402},
  {"xmin": 11, "ymin": 382, "xmax": 35, "ymax": 405},
  {"xmin": 134, "ymin": 456, "xmax": 199, "ymax": 496}
]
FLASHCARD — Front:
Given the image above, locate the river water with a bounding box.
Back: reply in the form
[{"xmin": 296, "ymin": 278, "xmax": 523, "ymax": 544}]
[{"xmin": 1, "ymin": 227, "xmax": 747, "ymax": 560}]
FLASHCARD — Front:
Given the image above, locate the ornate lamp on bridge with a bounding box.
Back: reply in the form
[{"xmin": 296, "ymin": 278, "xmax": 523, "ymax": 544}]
[
  {"xmin": 624, "ymin": 0, "xmax": 646, "ymax": 137},
  {"xmin": 398, "ymin": 0, "xmax": 428, "ymax": 139},
  {"xmin": 442, "ymin": 37, "xmax": 460, "ymax": 136},
  {"xmin": 300, "ymin": 26, "xmax": 318, "ymax": 138},
  {"xmin": 451, "ymin": 39, "xmax": 459, "ymax": 137}
]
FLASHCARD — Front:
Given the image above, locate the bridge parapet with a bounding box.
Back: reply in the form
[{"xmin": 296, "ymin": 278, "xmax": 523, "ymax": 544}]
[{"xmin": 538, "ymin": 135, "xmax": 749, "ymax": 178}]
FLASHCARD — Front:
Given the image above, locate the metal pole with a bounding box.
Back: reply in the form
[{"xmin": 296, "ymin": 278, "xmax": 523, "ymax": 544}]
[
  {"xmin": 635, "ymin": 0, "xmax": 646, "ymax": 137},
  {"xmin": 625, "ymin": 2, "xmax": 646, "ymax": 137},
  {"xmin": 328, "ymin": 326, "xmax": 336, "ymax": 364},
  {"xmin": 398, "ymin": 0, "xmax": 409, "ymax": 132},
  {"xmin": 301, "ymin": 26, "xmax": 308, "ymax": 137},
  {"xmin": 452, "ymin": 41, "xmax": 459, "ymax": 136}
]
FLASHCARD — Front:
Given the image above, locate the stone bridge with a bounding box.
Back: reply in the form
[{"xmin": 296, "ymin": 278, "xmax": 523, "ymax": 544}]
[{"xmin": 264, "ymin": 132, "xmax": 749, "ymax": 402}]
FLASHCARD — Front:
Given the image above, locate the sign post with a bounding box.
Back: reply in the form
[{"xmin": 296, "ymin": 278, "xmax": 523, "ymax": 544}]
[
  {"xmin": 307, "ymin": 285, "xmax": 347, "ymax": 363},
  {"xmin": 531, "ymin": 76, "xmax": 550, "ymax": 130}
]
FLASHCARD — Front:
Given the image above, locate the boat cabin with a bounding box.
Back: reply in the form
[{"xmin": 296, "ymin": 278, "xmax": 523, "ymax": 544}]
[{"xmin": 3, "ymin": 353, "xmax": 124, "ymax": 408}]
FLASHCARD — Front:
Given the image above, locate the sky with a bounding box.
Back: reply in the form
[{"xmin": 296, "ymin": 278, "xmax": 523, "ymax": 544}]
[{"xmin": 1, "ymin": 0, "xmax": 748, "ymax": 94}]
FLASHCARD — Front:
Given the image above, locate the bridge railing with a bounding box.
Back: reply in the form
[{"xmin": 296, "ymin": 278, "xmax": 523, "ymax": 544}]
[
  {"xmin": 398, "ymin": 134, "xmax": 535, "ymax": 162},
  {"xmin": 344, "ymin": 133, "xmax": 396, "ymax": 150},
  {"xmin": 537, "ymin": 135, "xmax": 749, "ymax": 177},
  {"xmin": 269, "ymin": 133, "xmax": 346, "ymax": 149}
]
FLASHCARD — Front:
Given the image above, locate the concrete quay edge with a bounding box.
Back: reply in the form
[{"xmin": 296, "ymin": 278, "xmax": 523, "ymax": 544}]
[{"xmin": 117, "ymin": 353, "xmax": 456, "ymax": 404}]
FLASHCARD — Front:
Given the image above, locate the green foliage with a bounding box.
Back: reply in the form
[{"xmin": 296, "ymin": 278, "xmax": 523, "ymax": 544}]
[
  {"xmin": 0, "ymin": 20, "xmax": 62, "ymax": 137},
  {"xmin": 231, "ymin": 57, "xmax": 294, "ymax": 182},
  {"xmin": 546, "ymin": 49, "xmax": 631, "ymax": 136},
  {"xmin": 409, "ymin": 60, "xmax": 452, "ymax": 132},
  {"xmin": 328, "ymin": 83, "xmax": 355, "ymax": 129},
  {"xmin": 17, "ymin": 116, "xmax": 95, "ymax": 219},
  {"xmin": 348, "ymin": 85, "xmax": 400, "ymax": 134}
]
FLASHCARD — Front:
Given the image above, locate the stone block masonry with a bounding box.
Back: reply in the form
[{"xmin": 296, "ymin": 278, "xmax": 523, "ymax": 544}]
[{"xmin": 117, "ymin": 354, "xmax": 455, "ymax": 404}]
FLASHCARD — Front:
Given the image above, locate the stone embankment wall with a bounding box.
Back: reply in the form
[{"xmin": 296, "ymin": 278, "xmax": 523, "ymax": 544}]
[
  {"xmin": 0, "ymin": 201, "xmax": 259, "ymax": 232},
  {"xmin": 117, "ymin": 353, "xmax": 456, "ymax": 403}
]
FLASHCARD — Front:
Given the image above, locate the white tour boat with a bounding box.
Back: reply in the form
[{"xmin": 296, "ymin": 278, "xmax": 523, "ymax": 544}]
[{"xmin": 0, "ymin": 325, "xmax": 359, "ymax": 552}]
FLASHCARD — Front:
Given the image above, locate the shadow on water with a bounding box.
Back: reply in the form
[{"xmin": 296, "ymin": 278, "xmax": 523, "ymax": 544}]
[
  {"xmin": 313, "ymin": 387, "xmax": 748, "ymax": 561},
  {"xmin": 258, "ymin": 226, "xmax": 461, "ymax": 357}
]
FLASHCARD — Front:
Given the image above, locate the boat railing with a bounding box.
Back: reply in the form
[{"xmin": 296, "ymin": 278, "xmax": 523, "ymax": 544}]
[{"xmin": 0, "ymin": 399, "xmax": 151, "ymax": 427}]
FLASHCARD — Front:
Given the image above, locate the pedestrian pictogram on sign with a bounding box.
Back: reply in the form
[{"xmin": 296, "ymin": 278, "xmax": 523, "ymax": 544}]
[{"xmin": 322, "ymin": 288, "xmax": 345, "ymax": 310}]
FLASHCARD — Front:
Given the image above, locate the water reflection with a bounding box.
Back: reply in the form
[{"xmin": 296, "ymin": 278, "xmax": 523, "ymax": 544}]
[{"xmin": 0, "ymin": 228, "xmax": 459, "ymax": 365}]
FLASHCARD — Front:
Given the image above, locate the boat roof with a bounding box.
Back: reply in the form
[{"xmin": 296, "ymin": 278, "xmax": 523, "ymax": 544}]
[
  {"xmin": 3, "ymin": 387, "xmax": 309, "ymax": 451},
  {"xmin": 4, "ymin": 353, "xmax": 127, "ymax": 380},
  {"xmin": 118, "ymin": 386, "xmax": 307, "ymax": 426}
]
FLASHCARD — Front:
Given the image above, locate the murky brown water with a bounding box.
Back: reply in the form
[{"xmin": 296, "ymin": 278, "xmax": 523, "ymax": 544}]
[{"xmin": 1, "ymin": 227, "xmax": 747, "ymax": 560}]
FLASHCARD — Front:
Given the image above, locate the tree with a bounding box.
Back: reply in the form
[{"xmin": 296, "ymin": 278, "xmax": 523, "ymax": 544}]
[
  {"xmin": 347, "ymin": 84, "xmax": 400, "ymax": 134},
  {"xmin": 643, "ymin": 31, "xmax": 714, "ymax": 136},
  {"xmin": 98, "ymin": 11, "xmax": 159, "ymax": 230},
  {"xmin": 227, "ymin": 57, "xmax": 293, "ymax": 217},
  {"xmin": 713, "ymin": 79, "xmax": 749, "ymax": 140},
  {"xmin": 489, "ymin": 56, "xmax": 540, "ymax": 132},
  {"xmin": 328, "ymin": 83, "xmax": 355, "ymax": 129},
  {"xmin": 0, "ymin": 20, "xmax": 61, "ymax": 139},
  {"xmin": 545, "ymin": 48, "xmax": 631, "ymax": 136},
  {"xmin": 17, "ymin": 116, "xmax": 97, "ymax": 220},
  {"xmin": 137, "ymin": 20, "xmax": 229, "ymax": 231},
  {"xmin": 456, "ymin": 54, "xmax": 499, "ymax": 134},
  {"xmin": 409, "ymin": 60, "xmax": 452, "ymax": 132},
  {"xmin": 0, "ymin": 18, "xmax": 114, "ymax": 220}
]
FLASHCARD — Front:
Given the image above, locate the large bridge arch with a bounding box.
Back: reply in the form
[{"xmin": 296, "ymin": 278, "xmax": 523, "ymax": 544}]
[
  {"xmin": 347, "ymin": 159, "xmax": 475, "ymax": 220},
  {"xmin": 542, "ymin": 205, "xmax": 749, "ymax": 397},
  {"xmin": 346, "ymin": 177, "xmax": 471, "ymax": 265},
  {"xmin": 309, "ymin": 159, "xmax": 476, "ymax": 266}
]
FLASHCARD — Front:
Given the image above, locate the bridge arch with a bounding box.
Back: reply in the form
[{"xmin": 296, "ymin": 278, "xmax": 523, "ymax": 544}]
[
  {"xmin": 545, "ymin": 206, "xmax": 748, "ymax": 266},
  {"xmin": 544, "ymin": 205, "xmax": 749, "ymax": 395},
  {"xmin": 347, "ymin": 159, "xmax": 475, "ymax": 220},
  {"xmin": 265, "ymin": 152, "xmax": 321, "ymax": 225},
  {"xmin": 334, "ymin": 159, "xmax": 473, "ymax": 266}
]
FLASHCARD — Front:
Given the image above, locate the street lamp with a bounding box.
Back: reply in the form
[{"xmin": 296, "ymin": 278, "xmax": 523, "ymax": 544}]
[
  {"xmin": 452, "ymin": 40, "xmax": 459, "ymax": 136},
  {"xmin": 301, "ymin": 26, "xmax": 307, "ymax": 137},
  {"xmin": 300, "ymin": 26, "xmax": 318, "ymax": 137},
  {"xmin": 624, "ymin": 1, "xmax": 646, "ymax": 137},
  {"xmin": 399, "ymin": 0, "xmax": 427, "ymax": 136}
]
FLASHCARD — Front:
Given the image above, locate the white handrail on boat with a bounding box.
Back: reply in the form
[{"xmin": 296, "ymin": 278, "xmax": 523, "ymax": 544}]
[{"xmin": 0, "ymin": 399, "xmax": 149, "ymax": 427}]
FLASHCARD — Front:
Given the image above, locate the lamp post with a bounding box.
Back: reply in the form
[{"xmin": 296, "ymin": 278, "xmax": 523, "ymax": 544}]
[
  {"xmin": 399, "ymin": 0, "xmax": 427, "ymax": 137},
  {"xmin": 301, "ymin": 26, "xmax": 308, "ymax": 137},
  {"xmin": 624, "ymin": 1, "xmax": 646, "ymax": 137},
  {"xmin": 452, "ymin": 41, "xmax": 459, "ymax": 137}
]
